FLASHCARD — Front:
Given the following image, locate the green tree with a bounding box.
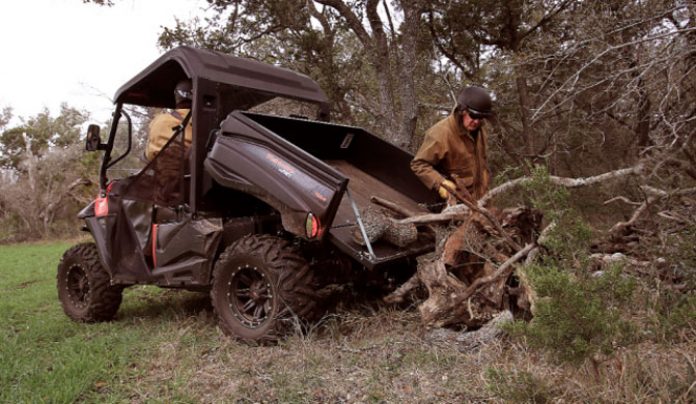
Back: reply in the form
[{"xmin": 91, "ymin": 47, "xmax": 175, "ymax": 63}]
[
  {"xmin": 0, "ymin": 106, "xmax": 11, "ymax": 131},
  {"xmin": 0, "ymin": 105, "xmax": 95, "ymax": 240},
  {"xmin": 158, "ymin": 0, "xmax": 446, "ymax": 149},
  {"xmin": 0, "ymin": 104, "xmax": 89, "ymax": 170}
]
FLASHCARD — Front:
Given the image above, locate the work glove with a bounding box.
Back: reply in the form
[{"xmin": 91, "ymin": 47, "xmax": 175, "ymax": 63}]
[{"xmin": 438, "ymin": 179, "xmax": 456, "ymax": 199}]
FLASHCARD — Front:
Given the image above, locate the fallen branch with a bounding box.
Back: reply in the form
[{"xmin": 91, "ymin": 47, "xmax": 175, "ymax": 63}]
[
  {"xmin": 610, "ymin": 186, "xmax": 696, "ymax": 234},
  {"xmin": 370, "ymin": 195, "xmax": 417, "ymax": 217},
  {"xmin": 537, "ymin": 220, "xmax": 557, "ymax": 247},
  {"xmin": 384, "ymin": 207, "xmax": 543, "ymax": 309},
  {"xmin": 455, "ymin": 243, "xmax": 536, "ymax": 304},
  {"xmin": 657, "ymin": 211, "xmax": 692, "ymax": 224},
  {"xmin": 640, "ymin": 185, "xmax": 696, "ymax": 198},
  {"xmin": 441, "ymin": 182, "xmax": 522, "ymax": 251},
  {"xmin": 610, "ymin": 197, "xmax": 656, "ymax": 234},
  {"xmin": 480, "ymin": 163, "xmax": 645, "ymax": 206},
  {"xmin": 397, "ymin": 205, "xmax": 471, "ymax": 225},
  {"xmin": 604, "ymin": 196, "xmax": 642, "ymax": 206},
  {"xmin": 371, "ymin": 196, "xmax": 473, "ymax": 225}
]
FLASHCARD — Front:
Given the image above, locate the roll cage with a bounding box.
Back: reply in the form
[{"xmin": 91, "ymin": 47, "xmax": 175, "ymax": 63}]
[{"xmin": 97, "ymin": 46, "xmax": 331, "ymax": 213}]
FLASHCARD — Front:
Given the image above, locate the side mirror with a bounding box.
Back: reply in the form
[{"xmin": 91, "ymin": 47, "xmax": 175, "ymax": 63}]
[{"xmin": 85, "ymin": 124, "xmax": 102, "ymax": 151}]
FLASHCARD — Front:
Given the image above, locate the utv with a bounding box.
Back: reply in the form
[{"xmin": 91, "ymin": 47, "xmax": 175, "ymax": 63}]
[{"xmin": 58, "ymin": 46, "xmax": 437, "ymax": 342}]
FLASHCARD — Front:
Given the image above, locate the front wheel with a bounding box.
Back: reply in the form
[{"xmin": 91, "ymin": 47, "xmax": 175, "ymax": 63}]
[
  {"xmin": 210, "ymin": 234, "xmax": 318, "ymax": 343},
  {"xmin": 57, "ymin": 243, "xmax": 123, "ymax": 322}
]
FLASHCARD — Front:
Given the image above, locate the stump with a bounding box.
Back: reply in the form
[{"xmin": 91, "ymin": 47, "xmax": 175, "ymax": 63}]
[{"xmin": 385, "ymin": 206, "xmax": 542, "ymax": 329}]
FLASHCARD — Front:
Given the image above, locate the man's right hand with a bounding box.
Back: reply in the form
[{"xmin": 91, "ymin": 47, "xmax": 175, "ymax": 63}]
[{"xmin": 438, "ymin": 179, "xmax": 456, "ymax": 199}]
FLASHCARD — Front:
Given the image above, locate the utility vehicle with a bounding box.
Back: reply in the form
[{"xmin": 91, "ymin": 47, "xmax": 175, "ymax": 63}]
[{"xmin": 58, "ymin": 46, "xmax": 437, "ymax": 342}]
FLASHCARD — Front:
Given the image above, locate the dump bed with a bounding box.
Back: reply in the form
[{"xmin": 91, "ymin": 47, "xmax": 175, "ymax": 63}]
[{"xmin": 206, "ymin": 111, "xmax": 438, "ymax": 269}]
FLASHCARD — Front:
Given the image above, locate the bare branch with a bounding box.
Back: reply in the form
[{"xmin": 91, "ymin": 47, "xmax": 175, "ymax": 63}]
[
  {"xmin": 604, "ymin": 196, "xmax": 642, "ymax": 206},
  {"xmin": 640, "ymin": 185, "xmax": 696, "ymax": 198},
  {"xmin": 314, "ymin": 0, "xmax": 371, "ymax": 45},
  {"xmin": 441, "ymin": 182, "xmax": 522, "ymax": 251},
  {"xmin": 532, "ymin": 27, "xmax": 696, "ymax": 121},
  {"xmin": 307, "ymin": 0, "xmax": 333, "ymax": 37},
  {"xmin": 398, "ymin": 208, "xmax": 472, "ymax": 225},
  {"xmin": 609, "ymin": 186, "xmax": 696, "ymax": 234},
  {"xmin": 518, "ymin": 0, "xmax": 573, "ymax": 42},
  {"xmin": 480, "ymin": 163, "xmax": 646, "ymax": 206}
]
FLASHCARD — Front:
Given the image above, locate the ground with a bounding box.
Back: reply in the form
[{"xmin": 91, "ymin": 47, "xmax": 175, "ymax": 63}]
[{"xmin": 1, "ymin": 241, "xmax": 693, "ymax": 403}]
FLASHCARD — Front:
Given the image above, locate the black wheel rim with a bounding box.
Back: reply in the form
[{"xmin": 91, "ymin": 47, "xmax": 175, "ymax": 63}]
[
  {"xmin": 228, "ymin": 265, "xmax": 273, "ymax": 328},
  {"xmin": 66, "ymin": 265, "xmax": 89, "ymax": 308}
]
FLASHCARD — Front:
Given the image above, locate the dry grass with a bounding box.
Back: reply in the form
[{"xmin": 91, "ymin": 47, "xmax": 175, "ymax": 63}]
[
  {"xmin": 116, "ymin": 296, "xmax": 694, "ymax": 403},
  {"xmin": 7, "ymin": 241, "xmax": 691, "ymax": 403}
]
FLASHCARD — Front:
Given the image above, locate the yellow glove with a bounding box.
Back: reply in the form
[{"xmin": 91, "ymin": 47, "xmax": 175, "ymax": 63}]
[{"xmin": 438, "ymin": 179, "xmax": 456, "ymax": 199}]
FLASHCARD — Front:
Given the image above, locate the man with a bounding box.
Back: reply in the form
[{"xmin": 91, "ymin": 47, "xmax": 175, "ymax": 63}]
[
  {"xmin": 146, "ymin": 80, "xmax": 194, "ymax": 161},
  {"xmin": 411, "ymin": 85, "xmax": 494, "ymax": 204},
  {"xmin": 145, "ymin": 79, "xmax": 194, "ymax": 206}
]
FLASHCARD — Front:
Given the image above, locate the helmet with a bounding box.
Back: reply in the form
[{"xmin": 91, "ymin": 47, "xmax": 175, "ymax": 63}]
[
  {"xmin": 174, "ymin": 80, "xmax": 193, "ymax": 108},
  {"xmin": 457, "ymin": 86, "xmax": 493, "ymax": 118}
]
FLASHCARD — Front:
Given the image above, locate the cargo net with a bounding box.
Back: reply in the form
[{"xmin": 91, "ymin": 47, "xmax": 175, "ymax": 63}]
[{"xmin": 122, "ymin": 131, "xmax": 187, "ymax": 207}]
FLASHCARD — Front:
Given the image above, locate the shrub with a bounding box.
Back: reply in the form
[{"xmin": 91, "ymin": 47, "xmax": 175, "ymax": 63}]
[
  {"xmin": 509, "ymin": 264, "xmax": 636, "ymax": 364},
  {"xmin": 507, "ymin": 166, "xmax": 639, "ymax": 364},
  {"xmin": 522, "ymin": 165, "xmax": 594, "ymax": 267}
]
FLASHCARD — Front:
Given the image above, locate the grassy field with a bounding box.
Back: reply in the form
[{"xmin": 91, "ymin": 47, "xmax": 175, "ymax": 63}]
[
  {"xmin": 1, "ymin": 241, "xmax": 694, "ymax": 403},
  {"xmin": 0, "ymin": 241, "xmax": 208, "ymax": 402}
]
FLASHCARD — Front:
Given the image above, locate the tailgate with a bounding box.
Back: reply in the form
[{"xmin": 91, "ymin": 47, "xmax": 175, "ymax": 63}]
[{"xmin": 205, "ymin": 112, "xmax": 347, "ymax": 240}]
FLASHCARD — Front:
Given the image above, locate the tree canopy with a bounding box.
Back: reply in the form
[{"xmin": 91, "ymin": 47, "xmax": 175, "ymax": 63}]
[
  {"xmin": 0, "ymin": 104, "xmax": 88, "ymax": 170},
  {"xmin": 150, "ymin": 0, "xmax": 694, "ymax": 183}
]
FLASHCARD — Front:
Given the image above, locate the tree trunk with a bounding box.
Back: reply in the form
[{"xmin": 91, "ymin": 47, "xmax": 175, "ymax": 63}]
[
  {"xmin": 395, "ymin": 0, "xmax": 421, "ymax": 149},
  {"xmin": 515, "ymin": 66, "xmax": 534, "ymax": 158}
]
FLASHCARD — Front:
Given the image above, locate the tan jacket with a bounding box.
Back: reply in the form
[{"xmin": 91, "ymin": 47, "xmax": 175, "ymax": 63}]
[
  {"xmin": 411, "ymin": 114, "xmax": 491, "ymax": 200},
  {"xmin": 146, "ymin": 109, "xmax": 193, "ymax": 161}
]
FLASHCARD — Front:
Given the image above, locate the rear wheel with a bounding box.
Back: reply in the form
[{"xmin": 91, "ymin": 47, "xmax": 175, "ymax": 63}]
[
  {"xmin": 211, "ymin": 234, "xmax": 318, "ymax": 343},
  {"xmin": 57, "ymin": 243, "xmax": 123, "ymax": 322}
]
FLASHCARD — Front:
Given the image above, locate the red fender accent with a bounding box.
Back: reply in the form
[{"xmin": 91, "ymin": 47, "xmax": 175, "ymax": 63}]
[
  {"xmin": 94, "ymin": 182, "xmax": 115, "ymax": 217},
  {"xmin": 151, "ymin": 223, "xmax": 159, "ymax": 268}
]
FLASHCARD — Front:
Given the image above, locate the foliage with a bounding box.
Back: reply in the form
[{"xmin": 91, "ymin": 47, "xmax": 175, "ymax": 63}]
[
  {"xmin": 0, "ymin": 104, "xmax": 88, "ymax": 170},
  {"xmin": 507, "ymin": 166, "xmax": 642, "ymax": 364},
  {"xmin": 647, "ymin": 286, "xmax": 696, "ymax": 343},
  {"xmin": 668, "ymin": 225, "xmax": 696, "ymax": 288},
  {"xmin": 523, "ymin": 166, "xmax": 569, "ymax": 216},
  {"xmin": 522, "ymin": 165, "xmax": 594, "ymax": 266},
  {"xmin": 508, "ymin": 264, "xmax": 637, "ymax": 364},
  {"xmin": 0, "ymin": 106, "xmax": 11, "ymax": 131},
  {"xmin": 157, "ymin": 0, "xmax": 451, "ymax": 149},
  {"xmin": 503, "ymin": 165, "xmax": 693, "ymax": 366},
  {"xmin": 630, "ymin": 223, "xmax": 696, "ymax": 343},
  {"xmin": 0, "ymin": 105, "xmax": 97, "ymax": 242}
]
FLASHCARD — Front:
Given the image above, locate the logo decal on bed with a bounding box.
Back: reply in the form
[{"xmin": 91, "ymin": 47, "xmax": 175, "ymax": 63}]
[{"xmin": 266, "ymin": 152, "xmax": 296, "ymax": 178}]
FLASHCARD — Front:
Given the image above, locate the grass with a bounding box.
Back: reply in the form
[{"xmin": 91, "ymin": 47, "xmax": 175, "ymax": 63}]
[
  {"xmin": 0, "ymin": 241, "xmax": 210, "ymax": 403},
  {"xmin": 1, "ymin": 241, "xmax": 694, "ymax": 403}
]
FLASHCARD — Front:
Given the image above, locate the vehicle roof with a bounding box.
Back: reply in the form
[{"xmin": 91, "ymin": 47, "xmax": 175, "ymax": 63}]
[{"xmin": 113, "ymin": 46, "xmax": 329, "ymax": 109}]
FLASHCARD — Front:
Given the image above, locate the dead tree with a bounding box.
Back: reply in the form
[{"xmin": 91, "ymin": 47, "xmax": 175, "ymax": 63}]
[{"xmin": 375, "ymin": 162, "xmax": 682, "ymax": 329}]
